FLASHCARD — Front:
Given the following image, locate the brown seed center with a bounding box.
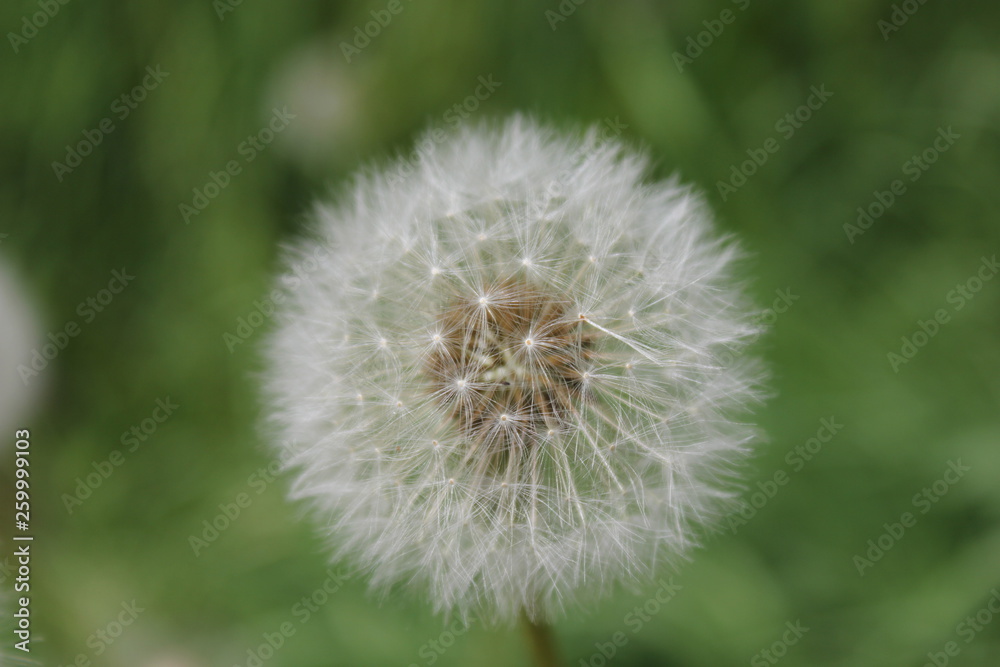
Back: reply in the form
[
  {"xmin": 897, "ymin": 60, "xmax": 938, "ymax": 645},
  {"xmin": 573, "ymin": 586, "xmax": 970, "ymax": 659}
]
[{"xmin": 425, "ymin": 280, "xmax": 591, "ymax": 449}]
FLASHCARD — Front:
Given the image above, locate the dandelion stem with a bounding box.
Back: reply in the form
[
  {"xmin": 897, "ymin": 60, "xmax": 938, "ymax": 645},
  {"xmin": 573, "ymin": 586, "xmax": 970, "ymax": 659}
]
[{"xmin": 521, "ymin": 613, "xmax": 562, "ymax": 667}]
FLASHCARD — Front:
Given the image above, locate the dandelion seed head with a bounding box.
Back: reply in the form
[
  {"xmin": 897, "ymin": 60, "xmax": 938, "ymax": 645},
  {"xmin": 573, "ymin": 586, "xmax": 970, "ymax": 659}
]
[{"xmin": 264, "ymin": 116, "xmax": 766, "ymax": 626}]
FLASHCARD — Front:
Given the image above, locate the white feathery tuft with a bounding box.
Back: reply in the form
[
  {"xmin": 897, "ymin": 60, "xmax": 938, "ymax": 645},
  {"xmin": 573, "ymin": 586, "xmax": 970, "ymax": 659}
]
[{"xmin": 264, "ymin": 116, "xmax": 766, "ymax": 626}]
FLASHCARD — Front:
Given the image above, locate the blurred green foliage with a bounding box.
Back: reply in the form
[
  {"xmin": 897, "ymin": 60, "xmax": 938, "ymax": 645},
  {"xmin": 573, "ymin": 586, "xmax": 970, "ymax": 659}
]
[{"xmin": 1, "ymin": 0, "xmax": 999, "ymax": 665}]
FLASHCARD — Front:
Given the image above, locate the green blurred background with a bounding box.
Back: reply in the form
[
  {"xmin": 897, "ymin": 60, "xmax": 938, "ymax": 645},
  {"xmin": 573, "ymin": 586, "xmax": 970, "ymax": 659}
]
[{"xmin": 2, "ymin": 0, "xmax": 999, "ymax": 665}]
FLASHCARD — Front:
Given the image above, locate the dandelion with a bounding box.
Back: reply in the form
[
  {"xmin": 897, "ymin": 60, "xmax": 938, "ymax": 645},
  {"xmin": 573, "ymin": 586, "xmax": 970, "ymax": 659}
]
[{"xmin": 263, "ymin": 117, "xmax": 765, "ymax": 645}]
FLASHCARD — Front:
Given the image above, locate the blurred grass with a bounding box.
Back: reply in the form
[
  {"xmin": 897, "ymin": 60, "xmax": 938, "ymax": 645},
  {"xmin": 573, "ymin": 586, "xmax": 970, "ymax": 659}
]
[{"xmin": 1, "ymin": 0, "xmax": 999, "ymax": 665}]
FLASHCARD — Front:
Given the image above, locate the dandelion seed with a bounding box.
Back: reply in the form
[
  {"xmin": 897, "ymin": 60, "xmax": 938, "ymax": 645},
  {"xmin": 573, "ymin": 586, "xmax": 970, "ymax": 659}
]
[{"xmin": 264, "ymin": 116, "xmax": 765, "ymax": 627}]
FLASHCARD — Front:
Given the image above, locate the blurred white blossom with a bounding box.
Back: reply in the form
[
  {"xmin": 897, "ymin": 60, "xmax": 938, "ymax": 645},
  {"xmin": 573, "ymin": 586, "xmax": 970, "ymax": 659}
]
[
  {"xmin": 266, "ymin": 40, "xmax": 364, "ymax": 171},
  {"xmin": 0, "ymin": 258, "xmax": 43, "ymax": 443}
]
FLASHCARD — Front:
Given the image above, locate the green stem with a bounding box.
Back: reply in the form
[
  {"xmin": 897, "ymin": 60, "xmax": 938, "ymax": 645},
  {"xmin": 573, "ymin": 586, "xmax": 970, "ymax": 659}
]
[{"xmin": 521, "ymin": 613, "xmax": 562, "ymax": 667}]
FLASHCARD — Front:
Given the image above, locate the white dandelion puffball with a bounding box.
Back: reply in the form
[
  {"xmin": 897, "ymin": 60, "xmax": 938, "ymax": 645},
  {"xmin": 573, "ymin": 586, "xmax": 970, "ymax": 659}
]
[{"xmin": 265, "ymin": 117, "xmax": 765, "ymax": 625}]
